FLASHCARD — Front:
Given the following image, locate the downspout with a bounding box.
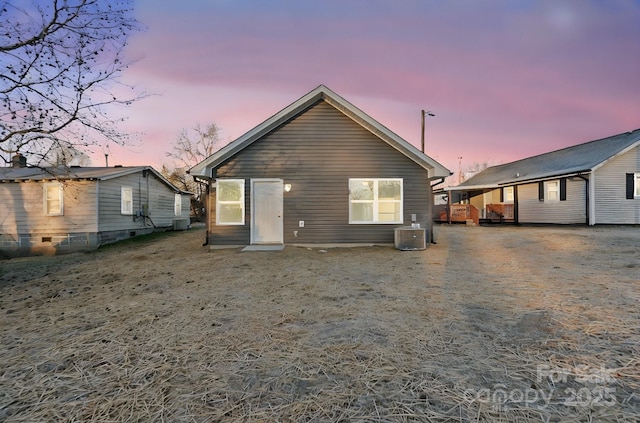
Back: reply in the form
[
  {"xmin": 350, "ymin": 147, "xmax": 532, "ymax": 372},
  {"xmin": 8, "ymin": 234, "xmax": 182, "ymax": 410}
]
[
  {"xmin": 96, "ymin": 180, "xmax": 101, "ymax": 246},
  {"xmin": 145, "ymin": 170, "xmax": 150, "ymax": 227},
  {"xmin": 513, "ymin": 184, "xmax": 519, "ymax": 225},
  {"xmin": 203, "ymin": 181, "xmax": 211, "ymax": 246},
  {"xmin": 447, "ymin": 189, "xmax": 452, "ymax": 224},
  {"xmin": 576, "ymin": 174, "xmax": 589, "ymax": 225},
  {"xmin": 191, "ymin": 173, "xmax": 212, "ymax": 247}
]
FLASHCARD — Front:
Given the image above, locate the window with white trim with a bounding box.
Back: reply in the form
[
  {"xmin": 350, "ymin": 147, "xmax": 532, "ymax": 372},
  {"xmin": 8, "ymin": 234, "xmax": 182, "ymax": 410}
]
[
  {"xmin": 44, "ymin": 182, "xmax": 63, "ymax": 215},
  {"xmin": 349, "ymin": 178, "xmax": 403, "ymax": 224},
  {"xmin": 545, "ymin": 180, "xmax": 559, "ymax": 202},
  {"xmin": 635, "ymin": 173, "xmax": 640, "ymax": 198},
  {"xmin": 503, "ymin": 186, "xmax": 514, "ymax": 203},
  {"xmin": 121, "ymin": 186, "xmax": 133, "ymax": 215},
  {"xmin": 216, "ymin": 179, "xmax": 245, "ymax": 225},
  {"xmin": 174, "ymin": 193, "xmax": 182, "ymax": 216}
]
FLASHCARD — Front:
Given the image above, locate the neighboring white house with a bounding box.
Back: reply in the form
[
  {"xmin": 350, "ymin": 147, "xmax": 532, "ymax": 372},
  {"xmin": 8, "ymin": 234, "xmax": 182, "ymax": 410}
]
[
  {"xmin": 0, "ymin": 163, "xmax": 191, "ymax": 257},
  {"xmin": 442, "ymin": 129, "xmax": 640, "ymax": 225}
]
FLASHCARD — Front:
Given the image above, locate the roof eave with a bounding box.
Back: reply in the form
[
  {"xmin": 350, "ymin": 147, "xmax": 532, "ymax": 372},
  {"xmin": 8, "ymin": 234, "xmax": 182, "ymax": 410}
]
[
  {"xmin": 591, "ymin": 139, "xmax": 640, "ymax": 172},
  {"xmin": 83, "ymin": 166, "xmax": 191, "ymax": 194},
  {"xmin": 189, "ymin": 88, "xmax": 327, "ymax": 177},
  {"xmin": 504, "ymin": 170, "xmax": 592, "ymax": 186},
  {"xmin": 321, "ymin": 92, "xmax": 450, "ymax": 178},
  {"xmin": 453, "ymin": 169, "xmax": 594, "ymax": 191},
  {"xmin": 445, "ymin": 184, "xmax": 500, "ymax": 192},
  {"xmin": 97, "ymin": 166, "xmax": 148, "ymax": 181},
  {"xmin": 190, "ymin": 85, "xmax": 451, "ymax": 179}
]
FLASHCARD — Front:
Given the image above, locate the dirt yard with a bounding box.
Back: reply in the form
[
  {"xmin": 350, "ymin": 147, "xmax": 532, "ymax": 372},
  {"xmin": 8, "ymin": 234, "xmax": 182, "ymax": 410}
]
[{"xmin": 0, "ymin": 224, "xmax": 638, "ymax": 422}]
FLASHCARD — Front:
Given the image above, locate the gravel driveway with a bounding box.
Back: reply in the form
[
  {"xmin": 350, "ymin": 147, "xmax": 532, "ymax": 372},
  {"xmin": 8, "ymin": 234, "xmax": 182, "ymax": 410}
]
[{"xmin": 1, "ymin": 224, "xmax": 639, "ymax": 421}]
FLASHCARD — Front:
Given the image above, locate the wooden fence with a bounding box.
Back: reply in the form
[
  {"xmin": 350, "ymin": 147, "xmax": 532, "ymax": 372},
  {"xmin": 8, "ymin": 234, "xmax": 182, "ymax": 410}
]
[
  {"xmin": 486, "ymin": 203, "xmax": 515, "ymax": 223},
  {"xmin": 435, "ymin": 204, "xmax": 479, "ymax": 225}
]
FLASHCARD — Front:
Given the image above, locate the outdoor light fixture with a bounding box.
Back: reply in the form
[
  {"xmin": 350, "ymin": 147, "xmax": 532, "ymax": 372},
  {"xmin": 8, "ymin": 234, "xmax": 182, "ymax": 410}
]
[{"xmin": 284, "ymin": 183, "xmax": 292, "ymax": 192}]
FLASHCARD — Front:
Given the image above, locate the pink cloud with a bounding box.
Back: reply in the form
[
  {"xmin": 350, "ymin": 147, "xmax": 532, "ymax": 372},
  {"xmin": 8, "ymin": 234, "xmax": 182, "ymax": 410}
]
[{"xmin": 105, "ymin": 0, "xmax": 640, "ymax": 177}]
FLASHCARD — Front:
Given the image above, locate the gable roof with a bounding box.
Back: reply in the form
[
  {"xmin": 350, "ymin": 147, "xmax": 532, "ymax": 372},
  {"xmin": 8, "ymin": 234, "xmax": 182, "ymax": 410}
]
[
  {"xmin": 189, "ymin": 85, "xmax": 451, "ymax": 179},
  {"xmin": 451, "ymin": 128, "xmax": 640, "ymax": 190},
  {"xmin": 0, "ymin": 166, "xmax": 191, "ymax": 194}
]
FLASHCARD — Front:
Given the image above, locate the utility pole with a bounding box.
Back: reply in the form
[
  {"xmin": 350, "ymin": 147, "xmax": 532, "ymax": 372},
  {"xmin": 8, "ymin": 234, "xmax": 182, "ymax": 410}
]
[{"xmin": 421, "ymin": 110, "xmax": 435, "ymax": 153}]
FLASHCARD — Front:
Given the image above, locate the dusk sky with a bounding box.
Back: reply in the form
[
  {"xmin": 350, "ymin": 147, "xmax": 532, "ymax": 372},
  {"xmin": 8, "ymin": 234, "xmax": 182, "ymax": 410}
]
[{"xmin": 103, "ymin": 0, "xmax": 640, "ymax": 181}]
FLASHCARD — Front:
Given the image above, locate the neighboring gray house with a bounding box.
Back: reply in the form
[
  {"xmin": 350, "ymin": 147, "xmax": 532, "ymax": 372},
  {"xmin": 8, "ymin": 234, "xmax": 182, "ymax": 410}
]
[
  {"xmin": 443, "ymin": 129, "xmax": 640, "ymax": 225},
  {"xmin": 189, "ymin": 85, "xmax": 451, "ymax": 248},
  {"xmin": 0, "ymin": 164, "xmax": 191, "ymax": 256}
]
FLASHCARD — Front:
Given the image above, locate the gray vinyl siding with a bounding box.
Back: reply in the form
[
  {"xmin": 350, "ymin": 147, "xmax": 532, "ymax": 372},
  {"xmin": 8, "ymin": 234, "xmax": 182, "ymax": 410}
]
[
  {"xmin": 97, "ymin": 172, "xmax": 153, "ymax": 232},
  {"xmin": 0, "ymin": 180, "xmax": 98, "ymax": 235},
  {"xmin": 1, "ymin": 168, "xmax": 189, "ymax": 256},
  {"xmin": 177, "ymin": 193, "xmax": 191, "ymax": 220},
  {"xmin": 517, "ymin": 178, "xmax": 587, "ymax": 224},
  {"xmin": 0, "ymin": 180, "xmax": 99, "ymax": 255},
  {"xmin": 209, "ymin": 187, "xmax": 250, "ymax": 244},
  {"xmin": 97, "ymin": 171, "xmax": 183, "ymax": 232},
  {"xmin": 209, "ymin": 100, "xmax": 432, "ymax": 245},
  {"xmin": 593, "ymin": 146, "xmax": 640, "ymax": 224}
]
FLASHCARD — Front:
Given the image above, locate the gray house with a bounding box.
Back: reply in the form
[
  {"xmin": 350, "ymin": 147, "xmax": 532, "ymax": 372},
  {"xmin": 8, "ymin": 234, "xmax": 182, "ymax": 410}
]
[
  {"xmin": 189, "ymin": 85, "xmax": 450, "ymax": 248},
  {"xmin": 0, "ymin": 164, "xmax": 191, "ymax": 256},
  {"xmin": 443, "ymin": 129, "xmax": 640, "ymax": 225}
]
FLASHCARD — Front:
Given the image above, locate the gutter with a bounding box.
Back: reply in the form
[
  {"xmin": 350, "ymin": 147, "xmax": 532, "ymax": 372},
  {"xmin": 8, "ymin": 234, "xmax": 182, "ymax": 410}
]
[
  {"xmin": 429, "ymin": 177, "xmax": 447, "ymax": 244},
  {"xmin": 496, "ymin": 170, "xmax": 592, "ymax": 187},
  {"xmin": 430, "ymin": 177, "xmax": 447, "ymax": 188},
  {"xmin": 447, "ymin": 170, "xmax": 593, "ymax": 192}
]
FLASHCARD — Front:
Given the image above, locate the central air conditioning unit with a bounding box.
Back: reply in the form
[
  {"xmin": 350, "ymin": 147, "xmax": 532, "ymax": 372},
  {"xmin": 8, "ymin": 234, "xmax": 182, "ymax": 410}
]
[
  {"xmin": 394, "ymin": 226, "xmax": 426, "ymax": 251},
  {"xmin": 173, "ymin": 218, "xmax": 189, "ymax": 231}
]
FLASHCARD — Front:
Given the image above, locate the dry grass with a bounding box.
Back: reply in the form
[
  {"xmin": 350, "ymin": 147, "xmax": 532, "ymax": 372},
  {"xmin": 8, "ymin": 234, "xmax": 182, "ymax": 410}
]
[{"xmin": 1, "ymin": 224, "xmax": 639, "ymax": 422}]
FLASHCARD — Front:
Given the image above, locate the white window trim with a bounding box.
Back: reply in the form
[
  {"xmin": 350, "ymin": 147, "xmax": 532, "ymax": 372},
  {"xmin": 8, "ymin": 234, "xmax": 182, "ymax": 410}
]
[
  {"xmin": 174, "ymin": 193, "xmax": 182, "ymax": 216},
  {"xmin": 216, "ymin": 179, "xmax": 245, "ymax": 225},
  {"xmin": 545, "ymin": 180, "xmax": 560, "ymax": 202},
  {"xmin": 44, "ymin": 182, "xmax": 64, "ymax": 216},
  {"xmin": 349, "ymin": 178, "xmax": 403, "ymax": 224},
  {"xmin": 503, "ymin": 186, "xmax": 514, "ymax": 203},
  {"xmin": 635, "ymin": 173, "xmax": 640, "ymax": 199},
  {"xmin": 121, "ymin": 186, "xmax": 133, "ymax": 215}
]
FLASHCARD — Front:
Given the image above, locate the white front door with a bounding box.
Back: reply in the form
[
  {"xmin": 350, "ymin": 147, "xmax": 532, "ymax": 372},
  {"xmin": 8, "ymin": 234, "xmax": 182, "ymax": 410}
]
[{"xmin": 251, "ymin": 179, "xmax": 283, "ymax": 244}]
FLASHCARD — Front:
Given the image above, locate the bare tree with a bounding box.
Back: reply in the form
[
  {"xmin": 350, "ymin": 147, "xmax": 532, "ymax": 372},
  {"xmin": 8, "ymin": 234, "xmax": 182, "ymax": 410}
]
[
  {"xmin": 163, "ymin": 122, "xmax": 223, "ymax": 220},
  {"xmin": 0, "ymin": 0, "xmax": 144, "ymax": 166},
  {"xmin": 41, "ymin": 144, "xmax": 92, "ymax": 167},
  {"xmin": 165, "ymin": 123, "xmax": 222, "ymax": 170},
  {"xmin": 463, "ymin": 160, "xmax": 491, "ymax": 182}
]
